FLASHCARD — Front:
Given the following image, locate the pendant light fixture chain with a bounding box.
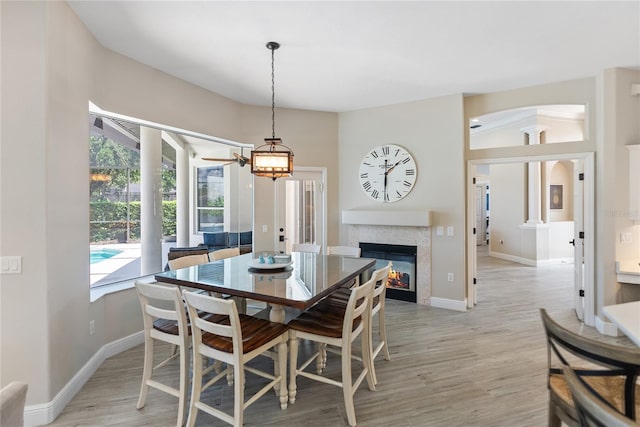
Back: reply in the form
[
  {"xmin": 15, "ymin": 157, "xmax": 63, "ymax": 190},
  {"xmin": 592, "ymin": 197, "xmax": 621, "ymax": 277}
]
[{"xmin": 267, "ymin": 41, "xmax": 280, "ymax": 141}]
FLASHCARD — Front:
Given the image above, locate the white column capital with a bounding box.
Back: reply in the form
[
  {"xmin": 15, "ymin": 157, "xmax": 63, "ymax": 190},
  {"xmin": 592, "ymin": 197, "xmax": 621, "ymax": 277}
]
[{"xmin": 520, "ymin": 125, "xmax": 547, "ymax": 136}]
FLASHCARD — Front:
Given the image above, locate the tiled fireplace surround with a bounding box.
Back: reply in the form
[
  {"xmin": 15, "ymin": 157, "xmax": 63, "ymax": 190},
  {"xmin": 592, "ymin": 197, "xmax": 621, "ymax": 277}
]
[{"xmin": 343, "ymin": 211, "xmax": 431, "ymax": 305}]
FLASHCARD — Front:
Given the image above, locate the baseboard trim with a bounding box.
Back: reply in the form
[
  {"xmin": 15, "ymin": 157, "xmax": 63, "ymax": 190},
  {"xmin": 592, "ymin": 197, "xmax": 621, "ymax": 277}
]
[
  {"xmin": 430, "ymin": 297, "xmax": 467, "ymax": 312},
  {"xmin": 24, "ymin": 331, "xmax": 144, "ymax": 427},
  {"xmin": 488, "ymin": 251, "xmax": 573, "ymax": 267},
  {"xmin": 488, "ymin": 250, "xmax": 535, "ymax": 266},
  {"xmin": 595, "ymin": 315, "xmax": 620, "ymax": 337}
]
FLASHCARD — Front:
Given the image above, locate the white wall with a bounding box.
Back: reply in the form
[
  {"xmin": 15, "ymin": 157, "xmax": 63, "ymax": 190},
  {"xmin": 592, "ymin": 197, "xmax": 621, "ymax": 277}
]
[
  {"xmin": 489, "ymin": 164, "xmax": 526, "ymax": 257},
  {"xmin": 339, "ymin": 95, "xmax": 466, "ymax": 302}
]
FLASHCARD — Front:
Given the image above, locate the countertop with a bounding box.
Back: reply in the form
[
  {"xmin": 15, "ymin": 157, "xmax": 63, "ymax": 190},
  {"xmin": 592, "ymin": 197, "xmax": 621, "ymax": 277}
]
[{"xmin": 616, "ymin": 260, "xmax": 640, "ymax": 284}]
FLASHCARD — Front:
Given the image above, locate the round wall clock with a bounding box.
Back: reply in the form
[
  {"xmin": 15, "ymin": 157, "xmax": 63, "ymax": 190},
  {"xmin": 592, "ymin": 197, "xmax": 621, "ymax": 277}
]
[{"xmin": 358, "ymin": 144, "xmax": 417, "ymax": 203}]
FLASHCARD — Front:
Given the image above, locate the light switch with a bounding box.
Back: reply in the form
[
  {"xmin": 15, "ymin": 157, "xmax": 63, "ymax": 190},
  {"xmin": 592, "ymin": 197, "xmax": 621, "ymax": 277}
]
[
  {"xmin": 262, "ymin": 224, "xmax": 268, "ymax": 233},
  {"xmin": 447, "ymin": 226, "xmax": 455, "ymax": 237},
  {"xmin": 436, "ymin": 226, "xmax": 444, "ymax": 236},
  {"xmin": 0, "ymin": 256, "xmax": 22, "ymax": 274}
]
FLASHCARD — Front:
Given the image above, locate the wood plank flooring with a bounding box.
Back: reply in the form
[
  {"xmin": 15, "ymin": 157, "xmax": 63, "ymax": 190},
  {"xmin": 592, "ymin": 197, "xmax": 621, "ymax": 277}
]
[{"xmin": 49, "ymin": 249, "xmax": 635, "ymax": 426}]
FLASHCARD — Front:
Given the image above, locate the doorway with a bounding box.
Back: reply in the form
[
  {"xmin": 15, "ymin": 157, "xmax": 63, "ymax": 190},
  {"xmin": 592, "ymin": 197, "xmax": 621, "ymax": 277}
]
[
  {"xmin": 466, "ymin": 153, "xmax": 594, "ymax": 326},
  {"xmin": 275, "ymin": 167, "xmax": 327, "ymax": 254}
]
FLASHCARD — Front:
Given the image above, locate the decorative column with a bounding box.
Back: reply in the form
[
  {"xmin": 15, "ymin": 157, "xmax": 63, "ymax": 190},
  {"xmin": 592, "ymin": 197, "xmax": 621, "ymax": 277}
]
[
  {"xmin": 175, "ymin": 145, "xmax": 189, "ymax": 247},
  {"xmin": 140, "ymin": 126, "xmax": 163, "ymax": 275},
  {"xmin": 521, "ymin": 126, "xmax": 546, "ymax": 224},
  {"xmin": 519, "ymin": 125, "xmax": 549, "ymax": 265}
]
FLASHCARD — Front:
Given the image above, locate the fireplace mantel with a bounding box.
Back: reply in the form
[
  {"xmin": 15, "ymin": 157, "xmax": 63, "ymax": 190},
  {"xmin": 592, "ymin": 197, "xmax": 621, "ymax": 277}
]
[{"xmin": 342, "ymin": 210, "xmax": 431, "ymax": 227}]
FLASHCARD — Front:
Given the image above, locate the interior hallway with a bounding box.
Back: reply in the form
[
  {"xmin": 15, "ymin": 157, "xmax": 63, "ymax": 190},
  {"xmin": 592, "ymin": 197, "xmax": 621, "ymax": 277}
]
[{"xmin": 48, "ymin": 252, "xmax": 633, "ymax": 427}]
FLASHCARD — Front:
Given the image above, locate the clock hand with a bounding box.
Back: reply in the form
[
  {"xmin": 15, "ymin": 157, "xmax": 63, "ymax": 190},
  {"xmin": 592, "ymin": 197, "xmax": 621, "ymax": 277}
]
[
  {"xmin": 385, "ymin": 159, "xmax": 403, "ymax": 175},
  {"xmin": 383, "ymin": 160, "xmax": 388, "ymax": 196}
]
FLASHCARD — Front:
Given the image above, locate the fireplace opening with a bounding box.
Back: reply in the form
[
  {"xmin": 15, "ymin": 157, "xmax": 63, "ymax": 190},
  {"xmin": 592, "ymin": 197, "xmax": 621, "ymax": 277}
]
[{"xmin": 359, "ymin": 242, "xmax": 417, "ymax": 303}]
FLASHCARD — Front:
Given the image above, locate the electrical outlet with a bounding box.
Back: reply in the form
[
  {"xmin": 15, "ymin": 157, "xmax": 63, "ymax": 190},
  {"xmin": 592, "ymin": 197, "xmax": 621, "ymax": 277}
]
[
  {"xmin": 436, "ymin": 226, "xmax": 444, "ymax": 236},
  {"xmin": 262, "ymin": 224, "xmax": 268, "ymax": 232},
  {"xmin": 447, "ymin": 226, "xmax": 454, "ymax": 237},
  {"xmin": 620, "ymin": 232, "xmax": 632, "ymax": 244},
  {"xmin": 89, "ymin": 320, "xmax": 95, "ymax": 336},
  {"xmin": 447, "ymin": 273, "xmax": 454, "ymax": 282}
]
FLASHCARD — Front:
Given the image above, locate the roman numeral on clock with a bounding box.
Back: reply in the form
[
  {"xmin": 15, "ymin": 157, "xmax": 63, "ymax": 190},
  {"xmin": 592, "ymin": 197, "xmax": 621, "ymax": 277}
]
[
  {"xmin": 360, "ymin": 172, "xmax": 368, "ymax": 179},
  {"xmin": 363, "ymin": 181, "xmax": 372, "ymax": 191},
  {"xmin": 382, "ymin": 146, "xmax": 389, "ymax": 156},
  {"xmin": 403, "ymin": 180, "xmax": 412, "ymax": 187},
  {"xmin": 371, "ymin": 189, "xmax": 379, "ymax": 199},
  {"xmin": 406, "ymin": 169, "xmax": 415, "ymax": 176}
]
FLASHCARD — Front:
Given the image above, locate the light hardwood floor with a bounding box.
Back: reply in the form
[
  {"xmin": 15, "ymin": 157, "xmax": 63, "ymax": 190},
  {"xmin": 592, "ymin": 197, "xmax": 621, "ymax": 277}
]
[{"xmin": 49, "ymin": 249, "xmax": 634, "ymax": 426}]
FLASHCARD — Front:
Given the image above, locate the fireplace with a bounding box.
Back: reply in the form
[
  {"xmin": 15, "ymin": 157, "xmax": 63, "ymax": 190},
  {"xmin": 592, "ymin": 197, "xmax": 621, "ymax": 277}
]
[{"xmin": 360, "ymin": 242, "xmax": 417, "ymax": 303}]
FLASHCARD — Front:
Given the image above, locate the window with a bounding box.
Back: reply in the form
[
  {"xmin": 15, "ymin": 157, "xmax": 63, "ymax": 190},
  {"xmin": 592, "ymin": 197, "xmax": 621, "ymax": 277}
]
[
  {"xmin": 196, "ymin": 166, "xmax": 224, "ymax": 232},
  {"xmin": 89, "ymin": 115, "xmax": 177, "ymax": 288}
]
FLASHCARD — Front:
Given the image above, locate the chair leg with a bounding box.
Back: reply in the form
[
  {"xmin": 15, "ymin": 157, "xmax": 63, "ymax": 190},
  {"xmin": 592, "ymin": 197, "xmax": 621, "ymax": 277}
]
[
  {"xmin": 186, "ymin": 350, "xmax": 203, "ymax": 427},
  {"xmin": 136, "ymin": 336, "xmax": 154, "ymax": 409},
  {"xmin": 362, "ymin": 328, "xmax": 376, "ymax": 392},
  {"xmin": 341, "ymin": 343, "xmax": 357, "ymax": 427},
  {"xmin": 233, "ymin": 365, "xmax": 245, "ymax": 427},
  {"xmin": 288, "ymin": 334, "xmax": 299, "ymax": 404},
  {"xmin": 277, "ymin": 340, "xmax": 288, "ymax": 409},
  {"xmin": 177, "ymin": 344, "xmax": 188, "ymax": 427},
  {"xmin": 379, "ymin": 307, "xmax": 391, "ymax": 361},
  {"xmin": 548, "ymin": 401, "xmax": 561, "ymax": 427}
]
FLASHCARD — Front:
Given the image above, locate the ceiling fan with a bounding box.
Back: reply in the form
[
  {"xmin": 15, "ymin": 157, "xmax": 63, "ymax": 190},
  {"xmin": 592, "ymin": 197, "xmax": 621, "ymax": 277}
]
[{"xmin": 202, "ymin": 150, "xmax": 251, "ymax": 167}]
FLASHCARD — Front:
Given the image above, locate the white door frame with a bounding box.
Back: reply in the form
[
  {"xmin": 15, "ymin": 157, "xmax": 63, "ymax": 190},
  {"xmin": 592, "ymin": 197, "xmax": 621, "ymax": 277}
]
[
  {"xmin": 466, "ymin": 152, "xmax": 595, "ymax": 326},
  {"xmin": 274, "ymin": 166, "xmax": 328, "ymax": 254}
]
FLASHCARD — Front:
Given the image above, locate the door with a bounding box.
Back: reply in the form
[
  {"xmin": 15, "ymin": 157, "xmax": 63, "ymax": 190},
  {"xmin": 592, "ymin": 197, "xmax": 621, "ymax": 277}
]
[
  {"xmin": 275, "ymin": 168, "xmax": 326, "ymax": 254},
  {"xmin": 474, "ymin": 184, "xmax": 487, "ymax": 246},
  {"xmin": 573, "ymin": 159, "xmax": 585, "ymax": 321}
]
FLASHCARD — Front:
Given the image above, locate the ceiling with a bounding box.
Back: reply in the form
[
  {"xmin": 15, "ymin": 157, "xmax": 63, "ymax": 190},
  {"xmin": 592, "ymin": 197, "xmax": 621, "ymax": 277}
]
[{"xmin": 69, "ymin": 1, "xmax": 640, "ymax": 113}]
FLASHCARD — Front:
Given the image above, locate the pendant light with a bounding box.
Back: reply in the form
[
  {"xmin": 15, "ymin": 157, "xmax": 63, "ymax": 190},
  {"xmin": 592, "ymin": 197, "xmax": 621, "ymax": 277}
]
[{"xmin": 251, "ymin": 41, "xmax": 294, "ymax": 180}]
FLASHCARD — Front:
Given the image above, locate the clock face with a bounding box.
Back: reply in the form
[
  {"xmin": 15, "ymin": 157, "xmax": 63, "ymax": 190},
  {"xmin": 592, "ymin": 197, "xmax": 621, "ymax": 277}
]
[{"xmin": 358, "ymin": 144, "xmax": 417, "ymax": 203}]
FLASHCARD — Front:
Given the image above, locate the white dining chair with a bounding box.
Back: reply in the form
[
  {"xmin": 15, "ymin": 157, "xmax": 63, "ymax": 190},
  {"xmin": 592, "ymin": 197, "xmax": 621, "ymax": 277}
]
[
  {"xmin": 135, "ymin": 281, "xmax": 191, "ymax": 427},
  {"xmin": 208, "ymin": 247, "xmax": 246, "ymax": 313},
  {"xmin": 327, "ymin": 245, "xmax": 361, "ymax": 257},
  {"xmin": 182, "ymin": 290, "xmax": 289, "ymax": 427},
  {"xmin": 0, "ymin": 381, "xmax": 28, "ymax": 427},
  {"xmin": 292, "ymin": 243, "xmax": 321, "ymax": 254},
  {"xmin": 209, "ymin": 247, "xmax": 240, "ymax": 261},
  {"xmin": 322, "ymin": 261, "xmax": 392, "ymax": 385},
  {"xmin": 168, "ymin": 253, "xmax": 209, "ymax": 270},
  {"xmin": 288, "ymin": 275, "xmax": 376, "ymax": 427}
]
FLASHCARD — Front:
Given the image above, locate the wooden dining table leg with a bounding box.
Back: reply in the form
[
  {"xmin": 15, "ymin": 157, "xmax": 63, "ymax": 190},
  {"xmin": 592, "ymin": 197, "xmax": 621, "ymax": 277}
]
[
  {"xmin": 268, "ymin": 303, "xmax": 287, "ymax": 396},
  {"xmin": 269, "ymin": 303, "xmax": 286, "ymax": 323}
]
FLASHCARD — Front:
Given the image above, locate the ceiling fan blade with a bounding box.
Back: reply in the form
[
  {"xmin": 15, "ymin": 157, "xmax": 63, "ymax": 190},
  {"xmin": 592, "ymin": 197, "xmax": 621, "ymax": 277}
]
[
  {"xmin": 233, "ymin": 152, "xmax": 251, "ymax": 165},
  {"xmin": 202, "ymin": 157, "xmax": 235, "ymax": 162}
]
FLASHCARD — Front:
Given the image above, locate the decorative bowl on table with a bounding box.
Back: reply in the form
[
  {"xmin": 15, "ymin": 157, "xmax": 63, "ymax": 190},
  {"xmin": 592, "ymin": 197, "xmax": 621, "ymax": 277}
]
[{"xmin": 248, "ymin": 253, "xmax": 293, "ymax": 270}]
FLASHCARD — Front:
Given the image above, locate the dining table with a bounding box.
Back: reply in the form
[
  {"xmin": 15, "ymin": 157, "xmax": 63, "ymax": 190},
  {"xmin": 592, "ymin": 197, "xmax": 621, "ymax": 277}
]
[{"xmin": 154, "ymin": 251, "xmax": 376, "ymax": 323}]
